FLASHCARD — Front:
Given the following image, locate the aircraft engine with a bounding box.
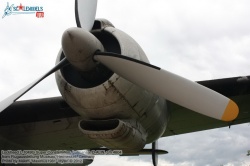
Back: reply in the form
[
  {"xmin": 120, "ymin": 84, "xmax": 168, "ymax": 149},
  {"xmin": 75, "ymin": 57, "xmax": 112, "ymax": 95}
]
[
  {"xmin": 55, "ymin": 19, "xmax": 155, "ymax": 120},
  {"xmin": 55, "ymin": 19, "xmax": 168, "ymax": 145}
]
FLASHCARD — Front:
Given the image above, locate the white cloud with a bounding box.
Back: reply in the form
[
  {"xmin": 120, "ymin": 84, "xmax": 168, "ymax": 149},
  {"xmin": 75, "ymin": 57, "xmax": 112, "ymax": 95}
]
[{"xmin": 0, "ymin": 0, "xmax": 249, "ymax": 166}]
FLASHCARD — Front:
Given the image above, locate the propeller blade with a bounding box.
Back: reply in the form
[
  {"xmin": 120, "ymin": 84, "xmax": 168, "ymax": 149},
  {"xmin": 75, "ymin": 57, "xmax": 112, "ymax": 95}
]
[
  {"xmin": 0, "ymin": 58, "xmax": 69, "ymax": 113},
  {"xmin": 94, "ymin": 52, "xmax": 239, "ymax": 121},
  {"xmin": 75, "ymin": 0, "xmax": 97, "ymax": 31}
]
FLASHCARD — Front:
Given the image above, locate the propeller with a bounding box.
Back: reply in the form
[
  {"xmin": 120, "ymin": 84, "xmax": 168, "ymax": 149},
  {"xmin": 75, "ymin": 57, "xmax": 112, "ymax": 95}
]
[
  {"xmin": 0, "ymin": 58, "xmax": 68, "ymax": 113},
  {"xmin": 93, "ymin": 52, "xmax": 239, "ymax": 121},
  {"xmin": 0, "ymin": 0, "xmax": 239, "ymax": 123},
  {"xmin": 60, "ymin": 25, "xmax": 238, "ymax": 122},
  {"xmin": 75, "ymin": 0, "xmax": 97, "ymax": 30},
  {"xmin": 0, "ymin": 0, "xmax": 98, "ymax": 113}
]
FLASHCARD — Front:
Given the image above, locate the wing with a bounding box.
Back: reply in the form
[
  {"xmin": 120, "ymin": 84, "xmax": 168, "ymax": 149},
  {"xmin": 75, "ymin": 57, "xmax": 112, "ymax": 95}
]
[
  {"xmin": 0, "ymin": 97, "xmax": 100, "ymax": 150},
  {"xmin": 1, "ymin": 76, "xmax": 250, "ymax": 149},
  {"xmin": 163, "ymin": 76, "xmax": 250, "ymax": 137}
]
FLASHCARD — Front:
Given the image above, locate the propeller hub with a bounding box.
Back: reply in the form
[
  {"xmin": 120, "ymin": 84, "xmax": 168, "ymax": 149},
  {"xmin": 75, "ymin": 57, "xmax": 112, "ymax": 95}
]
[{"xmin": 62, "ymin": 27, "xmax": 104, "ymax": 72}]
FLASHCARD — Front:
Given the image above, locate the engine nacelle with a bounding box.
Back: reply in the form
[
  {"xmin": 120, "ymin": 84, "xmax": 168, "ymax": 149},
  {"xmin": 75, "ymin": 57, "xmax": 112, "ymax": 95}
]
[
  {"xmin": 55, "ymin": 24, "xmax": 155, "ymax": 120},
  {"xmin": 79, "ymin": 119, "xmax": 147, "ymax": 152},
  {"xmin": 55, "ymin": 20, "xmax": 168, "ymax": 144}
]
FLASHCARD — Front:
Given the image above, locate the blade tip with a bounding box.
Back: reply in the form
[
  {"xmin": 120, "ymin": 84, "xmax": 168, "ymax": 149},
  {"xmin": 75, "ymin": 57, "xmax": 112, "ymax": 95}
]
[{"xmin": 221, "ymin": 100, "xmax": 239, "ymax": 121}]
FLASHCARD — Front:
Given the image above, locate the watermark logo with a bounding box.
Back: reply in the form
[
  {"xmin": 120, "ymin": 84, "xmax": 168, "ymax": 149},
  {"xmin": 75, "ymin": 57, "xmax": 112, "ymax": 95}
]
[{"xmin": 2, "ymin": 2, "xmax": 44, "ymax": 18}]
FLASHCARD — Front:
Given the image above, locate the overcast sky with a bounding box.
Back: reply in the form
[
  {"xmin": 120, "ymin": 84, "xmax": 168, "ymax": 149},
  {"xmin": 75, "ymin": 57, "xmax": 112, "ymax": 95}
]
[{"xmin": 0, "ymin": 0, "xmax": 250, "ymax": 165}]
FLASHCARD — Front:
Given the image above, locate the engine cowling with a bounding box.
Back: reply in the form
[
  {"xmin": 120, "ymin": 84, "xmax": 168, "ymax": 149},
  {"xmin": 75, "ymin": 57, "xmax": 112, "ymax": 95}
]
[
  {"xmin": 55, "ymin": 23, "xmax": 154, "ymax": 120},
  {"xmin": 55, "ymin": 19, "xmax": 168, "ymax": 145}
]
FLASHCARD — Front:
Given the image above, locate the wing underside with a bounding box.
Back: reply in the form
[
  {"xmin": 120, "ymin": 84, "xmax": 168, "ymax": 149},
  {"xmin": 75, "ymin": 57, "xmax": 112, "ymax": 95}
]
[{"xmin": 0, "ymin": 97, "xmax": 100, "ymax": 150}]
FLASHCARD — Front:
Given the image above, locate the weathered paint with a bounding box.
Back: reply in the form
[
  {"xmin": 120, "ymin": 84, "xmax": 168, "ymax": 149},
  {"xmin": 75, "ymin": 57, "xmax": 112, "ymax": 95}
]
[{"xmin": 55, "ymin": 23, "xmax": 168, "ymax": 150}]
